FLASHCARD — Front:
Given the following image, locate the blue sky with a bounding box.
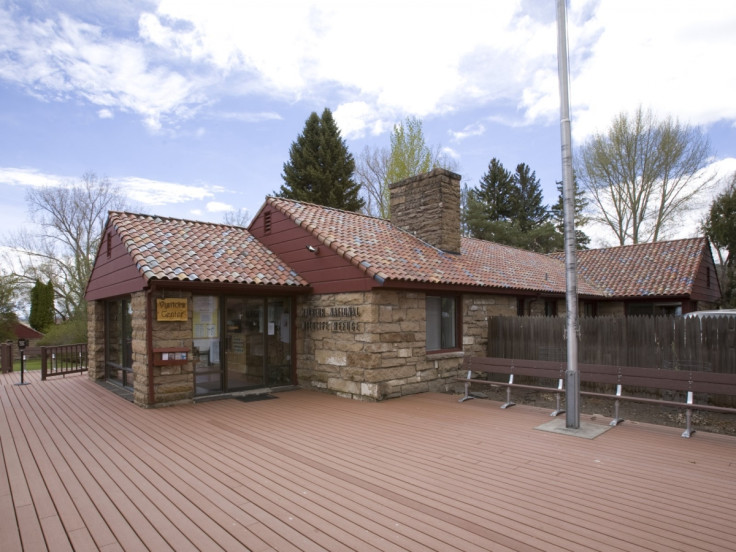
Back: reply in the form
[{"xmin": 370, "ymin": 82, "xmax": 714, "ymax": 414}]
[{"xmin": 1, "ymin": 0, "xmax": 735, "ymax": 255}]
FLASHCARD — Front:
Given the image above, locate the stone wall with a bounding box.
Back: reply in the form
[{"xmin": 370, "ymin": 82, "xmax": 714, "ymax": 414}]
[
  {"xmin": 297, "ymin": 289, "xmax": 517, "ymax": 401},
  {"xmin": 597, "ymin": 302, "xmax": 625, "ymax": 316},
  {"xmin": 462, "ymin": 294, "xmax": 518, "ymax": 357},
  {"xmin": 87, "ymin": 290, "xmax": 196, "ymax": 407},
  {"xmin": 141, "ymin": 290, "xmax": 195, "ymax": 407},
  {"xmin": 389, "ymin": 168, "xmax": 462, "ymax": 254},
  {"xmin": 87, "ymin": 300, "xmax": 105, "ymax": 380}
]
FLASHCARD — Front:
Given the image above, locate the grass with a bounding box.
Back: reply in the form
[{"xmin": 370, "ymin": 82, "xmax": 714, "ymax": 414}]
[{"xmin": 12, "ymin": 358, "xmax": 41, "ymax": 371}]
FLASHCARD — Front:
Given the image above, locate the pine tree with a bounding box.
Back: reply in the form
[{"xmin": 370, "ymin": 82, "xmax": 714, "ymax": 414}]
[
  {"xmin": 476, "ymin": 158, "xmax": 516, "ymax": 222},
  {"xmin": 29, "ymin": 279, "xmax": 41, "ymax": 331},
  {"xmin": 276, "ymin": 108, "xmax": 364, "ymax": 212},
  {"xmin": 463, "ymin": 158, "xmax": 563, "ymax": 252},
  {"xmin": 41, "ymin": 280, "xmax": 55, "ymax": 330},
  {"xmin": 512, "ymin": 163, "xmax": 548, "ymax": 232},
  {"xmin": 29, "ymin": 279, "xmax": 54, "ymax": 332},
  {"xmin": 551, "ymin": 179, "xmax": 591, "ymax": 249}
]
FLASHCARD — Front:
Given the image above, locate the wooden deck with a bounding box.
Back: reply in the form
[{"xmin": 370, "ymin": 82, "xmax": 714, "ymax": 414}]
[{"xmin": 2, "ymin": 370, "xmax": 735, "ymax": 552}]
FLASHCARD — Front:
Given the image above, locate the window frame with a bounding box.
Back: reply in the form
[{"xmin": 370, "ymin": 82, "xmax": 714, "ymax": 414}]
[{"xmin": 425, "ymin": 293, "xmax": 461, "ymax": 353}]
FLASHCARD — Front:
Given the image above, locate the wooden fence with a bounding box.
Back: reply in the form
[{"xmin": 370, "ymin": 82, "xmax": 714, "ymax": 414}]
[{"xmin": 487, "ymin": 315, "xmax": 736, "ymax": 374}]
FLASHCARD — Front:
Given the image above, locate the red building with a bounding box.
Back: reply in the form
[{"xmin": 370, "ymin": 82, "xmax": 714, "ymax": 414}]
[{"xmin": 85, "ymin": 169, "xmax": 722, "ymax": 407}]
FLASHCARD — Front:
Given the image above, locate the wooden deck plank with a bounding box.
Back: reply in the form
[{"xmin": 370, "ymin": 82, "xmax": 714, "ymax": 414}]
[
  {"xmin": 258, "ymin": 398, "xmax": 723, "ymax": 550},
  {"xmin": 8, "ymin": 386, "xmax": 116, "ymax": 551},
  {"xmin": 1, "ymin": 370, "xmax": 735, "ymax": 552},
  {"xmin": 141, "ymin": 397, "xmax": 525, "ymax": 552},
  {"xmin": 64, "ymin": 380, "xmax": 393, "ymax": 552}
]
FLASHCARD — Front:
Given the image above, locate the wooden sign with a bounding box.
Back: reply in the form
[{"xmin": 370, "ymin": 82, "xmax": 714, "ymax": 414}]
[{"xmin": 157, "ymin": 298, "xmax": 188, "ymax": 321}]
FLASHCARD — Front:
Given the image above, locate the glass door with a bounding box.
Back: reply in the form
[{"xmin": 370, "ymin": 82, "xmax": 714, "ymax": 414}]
[
  {"xmin": 265, "ymin": 297, "xmax": 291, "ymax": 386},
  {"xmin": 195, "ymin": 295, "xmax": 293, "ymax": 396},
  {"xmin": 225, "ymin": 297, "xmax": 265, "ymax": 390},
  {"xmin": 193, "ymin": 295, "xmax": 222, "ymax": 395}
]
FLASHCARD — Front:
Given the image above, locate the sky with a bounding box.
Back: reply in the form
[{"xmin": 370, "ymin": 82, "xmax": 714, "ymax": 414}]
[{"xmin": 1, "ymin": 0, "xmax": 736, "ymax": 256}]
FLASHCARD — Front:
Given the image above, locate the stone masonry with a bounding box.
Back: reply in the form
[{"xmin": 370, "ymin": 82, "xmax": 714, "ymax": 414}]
[
  {"xmin": 389, "ymin": 168, "xmax": 462, "ymax": 254},
  {"xmin": 296, "ymin": 289, "xmax": 519, "ymax": 401}
]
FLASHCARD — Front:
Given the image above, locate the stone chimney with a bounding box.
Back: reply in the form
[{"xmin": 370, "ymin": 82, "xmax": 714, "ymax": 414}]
[{"xmin": 389, "ymin": 168, "xmax": 462, "ymax": 254}]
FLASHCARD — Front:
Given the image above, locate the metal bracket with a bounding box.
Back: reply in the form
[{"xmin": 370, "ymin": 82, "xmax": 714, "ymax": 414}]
[
  {"xmin": 458, "ymin": 370, "xmax": 475, "ymax": 403},
  {"xmin": 682, "ymin": 392, "xmax": 695, "ymax": 438},
  {"xmin": 609, "ymin": 383, "xmax": 624, "ymax": 426}
]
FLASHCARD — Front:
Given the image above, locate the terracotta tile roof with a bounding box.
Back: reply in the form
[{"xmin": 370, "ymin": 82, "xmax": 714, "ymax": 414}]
[
  {"xmin": 109, "ymin": 212, "xmax": 307, "ymax": 287},
  {"xmin": 265, "ymin": 197, "xmax": 604, "ymax": 295},
  {"xmin": 550, "ymin": 237, "xmax": 707, "ymax": 297}
]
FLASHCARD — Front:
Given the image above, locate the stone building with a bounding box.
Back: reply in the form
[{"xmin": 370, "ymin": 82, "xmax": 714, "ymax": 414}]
[{"xmin": 85, "ymin": 168, "xmax": 722, "ymax": 407}]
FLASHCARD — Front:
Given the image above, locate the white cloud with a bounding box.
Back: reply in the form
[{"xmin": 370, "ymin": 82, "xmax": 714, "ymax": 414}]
[
  {"xmin": 98, "ymin": 108, "xmax": 114, "ymax": 119},
  {"xmin": 216, "ymin": 111, "xmax": 282, "ymax": 123},
  {"xmin": 116, "ymin": 176, "xmax": 217, "ymax": 206},
  {"xmin": 0, "ymin": 6, "xmax": 202, "ymax": 131},
  {"xmin": 206, "ymin": 201, "xmax": 232, "ymax": 213},
  {"xmin": 0, "ymin": 167, "xmax": 64, "ymax": 188},
  {"xmin": 1, "ymin": 0, "xmax": 735, "ymax": 143},
  {"xmin": 449, "ymin": 123, "xmax": 486, "ymax": 142},
  {"xmin": 566, "ymin": 0, "xmax": 736, "ymax": 141}
]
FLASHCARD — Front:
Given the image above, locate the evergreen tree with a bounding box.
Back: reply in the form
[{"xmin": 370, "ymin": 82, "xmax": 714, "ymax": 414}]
[
  {"xmin": 463, "ymin": 158, "xmax": 563, "ymax": 253},
  {"xmin": 29, "ymin": 279, "xmax": 41, "ymax": 331},
  {"xmin": 0, "ymin": 273, "xmax": 19, "ymax": 342},
  {"xmin": 41, "ymin": 280, "xmax": 55, "ymax": 330},
  {"xmin": 703, "ymin": 172, "xmax": 736, "ymax": 307},
  {"xmin": 476, "ymin": 158, "xmax": 516, "ymax": 222},
  {"xmin": 29, "ymin": 279, "xmax": 54, "ymax": 332},
  {"xmin": 512, "ymin": 163, "xmax": 548, "ymax": 232},
  {"xmin": 276, "ymin": 108, "xmax": 364, "ymax": 212},
  {"xmin": 551, "ymin": 179, "xmax": 591, "ymax": 249}
]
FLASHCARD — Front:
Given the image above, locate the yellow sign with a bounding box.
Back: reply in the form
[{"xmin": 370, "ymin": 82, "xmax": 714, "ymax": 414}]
[{"xmin": 157, "ymin": 298, "xmax": 188, "ymax": 322}]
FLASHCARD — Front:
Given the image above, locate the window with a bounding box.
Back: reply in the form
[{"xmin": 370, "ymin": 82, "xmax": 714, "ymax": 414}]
[
  {"xmin": 426, "ymin": 295, "xmax": 458, "ymax": 351},
  {"xmin": 105, "ymin": 296, "xmax": 133, "ymax": 388},
  {"xmin": 626, "ymin": 302, "xmax": 682, "ymax": 316}
]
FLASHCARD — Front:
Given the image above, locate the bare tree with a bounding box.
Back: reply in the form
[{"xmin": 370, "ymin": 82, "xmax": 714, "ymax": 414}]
[
  {"xmin": 4, "ymin": 172, "xmax": 130, "ymax": 321},
  {"xmin": 222, "ymin": 208, "xmax": 251, "ymax": 227},
  {"xmin": 356, "ymin": 116, "xmax": 457, "ymax": 219},
  {"xmin": 576, "ymin": 107, "xmax": 715, "ymax": 245},
  {"xmin": 355, "ymin": 145, "xmax": 391, "ymax": 218}
]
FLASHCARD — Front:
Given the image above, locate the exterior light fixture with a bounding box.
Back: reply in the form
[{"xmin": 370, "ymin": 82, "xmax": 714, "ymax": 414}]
[{"xmin": 306, "ymin": 245, "xmax": 319, "ymax": 254}]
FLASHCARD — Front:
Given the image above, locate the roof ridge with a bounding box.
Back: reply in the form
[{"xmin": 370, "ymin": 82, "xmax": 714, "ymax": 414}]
[
  {"xmin": 265, "ymin": 196, "xmax": 387, "ymax": 223},
  {"xmin": 579, "ymin": 236, "xmax": 705, "ymax": 254},
  {"xmin": 109, "ymin": 210, "xmax": 249, "ymax": 231}
]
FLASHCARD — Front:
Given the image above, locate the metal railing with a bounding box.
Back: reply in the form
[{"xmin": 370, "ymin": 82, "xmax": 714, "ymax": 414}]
[{"xmin": 41, "ymin": 344, "xmax": 88, "ymax": 380}]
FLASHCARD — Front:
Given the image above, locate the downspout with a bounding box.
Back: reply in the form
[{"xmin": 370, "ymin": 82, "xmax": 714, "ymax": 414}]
[{"xmin": 146, "ymin": 287, "xmax": 155, "ymax": 405}]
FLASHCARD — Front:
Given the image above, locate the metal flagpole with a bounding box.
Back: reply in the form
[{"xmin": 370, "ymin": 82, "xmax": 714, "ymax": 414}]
[{"xmin": 556, "ymin": 0, "xmax": 580, "ymax": 429}]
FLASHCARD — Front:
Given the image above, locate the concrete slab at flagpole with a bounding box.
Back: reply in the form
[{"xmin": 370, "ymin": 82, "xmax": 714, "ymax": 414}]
[{"xmin": 535, "ymin": 418, "xmax": 611, "ymax": 439}]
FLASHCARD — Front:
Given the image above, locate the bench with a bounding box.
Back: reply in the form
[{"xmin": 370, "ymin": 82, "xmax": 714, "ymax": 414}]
[
  {"xmin": 459, "ymin": 357, "xmax": 736, "ymax": 438},
  {"xmin": 458, "ymin": 357, "xmax": 567, "ymax": 417}
]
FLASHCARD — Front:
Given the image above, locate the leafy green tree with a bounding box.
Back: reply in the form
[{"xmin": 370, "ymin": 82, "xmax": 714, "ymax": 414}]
[
  {"xmin": 703, "ymin": 172, "xmax": 736, "ymax": 307},
  {"xmin": 0, "ymin": 273, "xmax": 20, "ymax": 342},
  {"xmin": 356, "ymin": 116, "xmax": 456, "ymax": 218},
  {"xmin": 576, "ymin": 106, "xmax": 714, "ymax": 245},
  {"xmin": 276, "ymin": 108, "xmax": 364, "ymax": 212},
  {"xmin": 551, "ymin": 179, "xmax": 591, "ymax": 249},
  {"xmin": 385, "ymin": 116, "xmax": 435, "ymax": 187}
]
